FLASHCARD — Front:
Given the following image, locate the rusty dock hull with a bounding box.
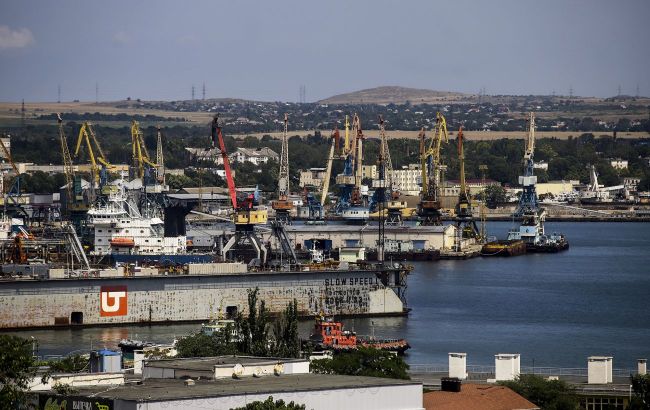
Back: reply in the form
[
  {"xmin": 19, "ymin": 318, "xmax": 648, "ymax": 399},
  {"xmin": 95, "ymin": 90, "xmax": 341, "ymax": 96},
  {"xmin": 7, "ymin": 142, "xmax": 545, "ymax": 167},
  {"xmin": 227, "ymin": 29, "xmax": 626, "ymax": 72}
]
[{"xmin": 0, "ymin": 267, "xmax": 409, "ymax": 329}]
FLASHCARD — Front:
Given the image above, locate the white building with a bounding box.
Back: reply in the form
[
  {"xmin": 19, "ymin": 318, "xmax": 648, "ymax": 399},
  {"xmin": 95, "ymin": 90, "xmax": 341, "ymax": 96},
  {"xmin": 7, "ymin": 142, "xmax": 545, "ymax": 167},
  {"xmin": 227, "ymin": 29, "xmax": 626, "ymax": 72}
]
[
  {"xmin": 533, "ymin": 161, "xmax": 549, "ymax": 171},
  {"xmin": 610, "ymin": 159, "xmax": 628, "ymax": 170},
  {"xmin": 389, "ymin": 164, "xmax": 422, "ymax": 196},
  {"xmin": 362, "ymin": 165, "xmax": 377, "ymax": 180},
  {"xmin": 45, "ymin": 374, "xmax": 423, "ymax": 410},
  {"xmin": 233, "ymin": 147, "xmax": 279, "ymax": 165},
  {"xmin": 299, "ymin": 167, "xmax": 327, "ymax": 188}
]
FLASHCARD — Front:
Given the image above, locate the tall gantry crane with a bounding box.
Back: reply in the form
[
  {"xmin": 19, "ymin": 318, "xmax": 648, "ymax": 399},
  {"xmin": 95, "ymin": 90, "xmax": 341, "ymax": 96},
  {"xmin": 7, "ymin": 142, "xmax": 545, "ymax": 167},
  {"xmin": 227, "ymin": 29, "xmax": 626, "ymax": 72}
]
[
  {"xmin": 130, "ymin": 120, "xmax": 157, "ymax": 181},
  {"xmin": 506, "ymin": 112, "xmax": 548, "ymax": 245},
  {"xmin": 210, "ymin": 115, "xmax": 268, "ymax": 264},
  {"xmin": 417, "ymin": 113, "xmax": 448, "ymax": 225},
  {"xmin": 454, "ymin": 127, "xmax": 480, "ymax": 247},
  {"xmin": 516, "ymin": 112, "xmax": 540, "ymax": 217},
  {"xmin": 271, "ymin": 113, "xmax": 293, "ymax": 224},
  {"xmin": 57, "ymin": 114, "xmax": 76, "ymax": 216},
  {"xmin": 74, "ymin": 122, "xmax": 112, "ymax": 190},
  {"xmin": 0, "ymin": 135, "xmax": 26, "ymax": 219}
]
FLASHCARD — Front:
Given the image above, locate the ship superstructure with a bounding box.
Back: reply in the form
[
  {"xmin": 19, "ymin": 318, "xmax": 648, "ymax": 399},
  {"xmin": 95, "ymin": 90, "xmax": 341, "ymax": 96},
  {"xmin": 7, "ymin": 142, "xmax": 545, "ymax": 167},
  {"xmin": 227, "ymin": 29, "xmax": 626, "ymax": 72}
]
[{"xmin": 88, "ymin": 182, "xmax": 186, "ymax": 257}]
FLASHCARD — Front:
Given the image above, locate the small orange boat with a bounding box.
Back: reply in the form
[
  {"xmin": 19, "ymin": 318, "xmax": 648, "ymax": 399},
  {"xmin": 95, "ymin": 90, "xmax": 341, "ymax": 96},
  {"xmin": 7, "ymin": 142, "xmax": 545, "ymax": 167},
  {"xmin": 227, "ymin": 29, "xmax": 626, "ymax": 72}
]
[
  {"xmin": 110, "ymin": 237, "xmax": 135, "ymax": 247},
  {"xmin": 308, "ymin": 314, "xmax": 410, "ymax": 354}
]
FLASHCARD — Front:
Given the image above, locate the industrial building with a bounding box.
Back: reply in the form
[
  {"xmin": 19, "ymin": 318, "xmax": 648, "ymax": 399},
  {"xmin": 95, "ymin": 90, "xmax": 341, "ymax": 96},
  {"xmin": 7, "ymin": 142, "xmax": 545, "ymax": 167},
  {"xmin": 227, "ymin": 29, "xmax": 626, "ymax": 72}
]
[{"xmin": 35, "ymin": 374, "xmax": 423, "ymax": 410}]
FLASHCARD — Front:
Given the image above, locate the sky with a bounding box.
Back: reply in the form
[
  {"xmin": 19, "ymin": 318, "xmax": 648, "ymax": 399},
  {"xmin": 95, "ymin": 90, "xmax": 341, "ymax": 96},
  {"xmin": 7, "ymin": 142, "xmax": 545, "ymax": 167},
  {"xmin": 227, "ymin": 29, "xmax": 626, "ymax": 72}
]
[{"xmin": 1, "ymin": 0, "xmax": 649, "ymax": 102}]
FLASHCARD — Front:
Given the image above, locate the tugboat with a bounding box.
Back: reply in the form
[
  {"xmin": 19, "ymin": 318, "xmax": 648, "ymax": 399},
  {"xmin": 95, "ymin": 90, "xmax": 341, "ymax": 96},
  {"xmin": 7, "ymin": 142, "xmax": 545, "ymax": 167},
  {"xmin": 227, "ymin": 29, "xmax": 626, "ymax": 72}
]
[{"xmin": 307, "ymin": 313, "xmax": 410, "ymax": 354}]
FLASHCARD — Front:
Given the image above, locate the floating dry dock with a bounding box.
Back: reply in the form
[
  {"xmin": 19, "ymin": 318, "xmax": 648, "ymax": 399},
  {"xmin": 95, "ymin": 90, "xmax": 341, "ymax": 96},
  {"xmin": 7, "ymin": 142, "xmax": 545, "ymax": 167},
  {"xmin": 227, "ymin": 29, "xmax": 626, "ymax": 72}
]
[{"xmin": 0, "ymin": 263, "xmax": 409, "ymax": 329}]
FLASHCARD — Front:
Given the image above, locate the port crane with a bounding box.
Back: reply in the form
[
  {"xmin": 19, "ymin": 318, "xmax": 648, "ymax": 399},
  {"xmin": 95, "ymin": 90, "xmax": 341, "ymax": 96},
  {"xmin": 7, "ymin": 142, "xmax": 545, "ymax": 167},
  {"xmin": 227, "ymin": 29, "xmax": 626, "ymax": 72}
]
[
  {"xmin": 155, "ymin": 126, "xmax": 165, "ymax": 184},
  {"xmin": 271, "ymin": 113, "xmax": 293, "ymax": 224},
  {"xmin": 453, "ymin": 126, "xmax": 481, "ymax": 247},
  {"xmin": 507, "ymin": 112, "xmax": 547, "ymax": 244},
  {"xmin": 74, "ymin": 122, "xmax": 112, "ymax": 191},
  {"xmin": 130, "ymin": 120, "xmax": 157, "ymax": 182},
  {"xmin": 334, "ymin": 114, "xmax": 368, "ymax": 222},
  {"xmin": 210, "ymin": 115, "xmax": 268, "ymax": 264},
  {"xmin": 417, "ymin": 113, "xmax": 448, "ymax": 225},
  {"xmin": 0, "ymin": 135, "xmax": 28, "ymax": 220}
]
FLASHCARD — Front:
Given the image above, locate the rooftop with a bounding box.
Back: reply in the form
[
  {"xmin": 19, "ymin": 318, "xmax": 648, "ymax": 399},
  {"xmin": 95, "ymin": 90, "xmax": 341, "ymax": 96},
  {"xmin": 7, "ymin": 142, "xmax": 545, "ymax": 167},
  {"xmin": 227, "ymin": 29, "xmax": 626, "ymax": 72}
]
[
  {"xmin": 145, "ymin": 356, "xmax": 307, "ymax": 371},
  {"xmin": 74, "ymin": 374, "xmax": 419, "ymax": 402},
  {"xmin": 423, "ymin": 384, "xmax": 539, "ymax": 410}
]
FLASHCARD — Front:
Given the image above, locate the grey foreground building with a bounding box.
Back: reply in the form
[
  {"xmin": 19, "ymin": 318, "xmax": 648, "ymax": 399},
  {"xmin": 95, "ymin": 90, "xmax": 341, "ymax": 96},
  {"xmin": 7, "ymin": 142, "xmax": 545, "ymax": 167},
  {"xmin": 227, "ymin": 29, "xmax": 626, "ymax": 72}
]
[{"xmin": 36, "ymin": 374, "xmax": 424, "ymax": 410}]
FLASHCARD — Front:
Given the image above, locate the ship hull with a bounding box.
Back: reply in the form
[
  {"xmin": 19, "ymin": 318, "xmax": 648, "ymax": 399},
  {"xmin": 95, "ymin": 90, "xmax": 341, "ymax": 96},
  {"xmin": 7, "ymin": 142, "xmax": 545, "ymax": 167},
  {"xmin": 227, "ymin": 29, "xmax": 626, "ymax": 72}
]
[
  {"xmin": 110, "ymin": 253, "xmax": 216, "ymax": 265},
  {"xmin": 0, "ymin": 268, "xmax": 408, "ymax": 329}
]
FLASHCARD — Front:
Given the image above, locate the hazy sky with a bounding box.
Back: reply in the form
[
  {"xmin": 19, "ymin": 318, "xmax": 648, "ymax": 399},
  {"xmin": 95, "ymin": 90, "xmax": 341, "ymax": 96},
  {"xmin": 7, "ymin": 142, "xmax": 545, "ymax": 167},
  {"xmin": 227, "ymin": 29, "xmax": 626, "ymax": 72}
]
[{"xmin": 1, "ymin": 0, "xmax": 649, "ymax": 102}]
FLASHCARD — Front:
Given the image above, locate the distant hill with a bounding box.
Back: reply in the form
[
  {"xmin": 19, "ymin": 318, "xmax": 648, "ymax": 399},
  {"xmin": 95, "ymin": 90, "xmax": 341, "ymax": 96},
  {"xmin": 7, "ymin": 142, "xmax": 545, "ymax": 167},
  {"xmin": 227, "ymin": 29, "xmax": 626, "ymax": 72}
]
[{"xmin": 319, "ymin": 86, "xmax": 474, "ymax": 104}]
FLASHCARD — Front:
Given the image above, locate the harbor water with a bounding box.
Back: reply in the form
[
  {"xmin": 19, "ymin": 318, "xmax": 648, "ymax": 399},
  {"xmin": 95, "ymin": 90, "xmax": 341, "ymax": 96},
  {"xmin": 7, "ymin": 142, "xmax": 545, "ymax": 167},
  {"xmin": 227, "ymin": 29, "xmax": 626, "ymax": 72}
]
[{"xmin": 4, "ymin": 221, "xmax": 649, "ymax": 368}]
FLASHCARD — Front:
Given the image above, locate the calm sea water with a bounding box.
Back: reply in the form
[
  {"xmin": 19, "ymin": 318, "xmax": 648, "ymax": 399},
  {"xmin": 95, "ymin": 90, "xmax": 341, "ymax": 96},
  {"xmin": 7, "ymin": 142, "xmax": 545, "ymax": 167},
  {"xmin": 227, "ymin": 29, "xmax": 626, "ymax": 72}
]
[{"xmin": 4, "ymin": 222, "xmax": 649, "ymax": 369}]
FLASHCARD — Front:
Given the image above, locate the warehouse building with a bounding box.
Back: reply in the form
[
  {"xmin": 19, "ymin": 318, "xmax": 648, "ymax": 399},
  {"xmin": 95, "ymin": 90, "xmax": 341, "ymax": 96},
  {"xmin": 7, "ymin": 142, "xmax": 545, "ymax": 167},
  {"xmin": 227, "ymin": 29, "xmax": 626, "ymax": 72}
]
[{"xmin": 36, "ymin": 374, "xmax": 424, "ymax": 410}]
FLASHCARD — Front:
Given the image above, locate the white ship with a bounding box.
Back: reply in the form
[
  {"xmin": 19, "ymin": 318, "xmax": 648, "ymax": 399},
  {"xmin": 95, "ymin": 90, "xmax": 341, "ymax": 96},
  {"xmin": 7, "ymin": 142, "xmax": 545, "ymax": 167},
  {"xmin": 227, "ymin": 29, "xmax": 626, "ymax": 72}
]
[{"xmin": 87, "ymin": 185, "xmax": 186, "ymax": 257}]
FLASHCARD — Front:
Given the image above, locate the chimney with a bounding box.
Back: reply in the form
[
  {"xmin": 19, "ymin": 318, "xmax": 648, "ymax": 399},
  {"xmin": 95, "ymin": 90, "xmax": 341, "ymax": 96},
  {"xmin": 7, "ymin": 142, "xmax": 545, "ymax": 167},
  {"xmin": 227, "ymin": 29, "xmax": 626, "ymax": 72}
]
[
  {"xmin": 588, "ymin": 356, "xmax": 613, "ymax": 384},
  {"xmin": 440, "ymin": 377, "xmax": 461, "ymax": 392},
  {"xmin": 495, "ymin": 353, "xmax": 520, "ymax": 381},
  {"xmin": 638, "ymin": 359, "xmax": 647, "ymax": 376},
  {"xmin": 448, "ymin": 353, "xmax": 467, "ymax": 380}
]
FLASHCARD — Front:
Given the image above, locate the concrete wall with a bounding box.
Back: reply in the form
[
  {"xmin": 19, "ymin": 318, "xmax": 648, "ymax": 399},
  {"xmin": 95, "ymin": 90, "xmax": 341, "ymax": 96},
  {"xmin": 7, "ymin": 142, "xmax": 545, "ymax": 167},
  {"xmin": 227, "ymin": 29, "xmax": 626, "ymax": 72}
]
[
  {"xmin": 133, "ymin": 384, "xmax": 423, "ymax": 410},
  {"xmin": 0, "ymin": 270, "xmax": 405, "ymax": 328}
]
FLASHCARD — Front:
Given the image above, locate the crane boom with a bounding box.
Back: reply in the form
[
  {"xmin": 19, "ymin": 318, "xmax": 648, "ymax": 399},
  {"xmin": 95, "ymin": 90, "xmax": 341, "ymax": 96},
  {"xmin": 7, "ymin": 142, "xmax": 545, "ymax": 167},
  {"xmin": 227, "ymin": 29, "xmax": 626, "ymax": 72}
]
[
  {"xmin": 57, "ymin": 114, "xmax": 75, "ymax": 209},
  {"xmin": 210, "ymin": 115, "xmax": 237, "ymax": 209},
  {"xmin": 458, "ymin": 126, "xmax": 467, "ymax": 199},
  {"xmin": 130, "ymin": 120, "xmax": 157, "ymax": 179},
  {"xmin": 378, "ymin": 115, "xmax": 394, "ymax": 192},
  {"xmin": 321, "ymin": 128, "xmax": 337, "ymax": 206},
  {"xmin": 277, "ymin": 113, "xmax": 289, "ymax": 199}
]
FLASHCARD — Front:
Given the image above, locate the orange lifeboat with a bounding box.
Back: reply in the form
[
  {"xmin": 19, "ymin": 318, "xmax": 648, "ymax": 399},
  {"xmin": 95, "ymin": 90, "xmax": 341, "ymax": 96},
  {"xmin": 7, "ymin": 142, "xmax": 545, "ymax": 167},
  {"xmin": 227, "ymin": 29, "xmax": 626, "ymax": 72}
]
[{"xmin": 110, "ymin": 237, "xmax": 135, "ymax": 247}]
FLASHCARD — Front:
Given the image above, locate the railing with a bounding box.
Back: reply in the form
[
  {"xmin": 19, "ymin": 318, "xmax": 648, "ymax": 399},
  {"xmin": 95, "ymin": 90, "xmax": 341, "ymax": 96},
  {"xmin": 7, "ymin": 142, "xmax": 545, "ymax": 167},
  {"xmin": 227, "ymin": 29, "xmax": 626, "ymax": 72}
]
[{"xmin": 409, "ymin": 364, "xmax": 639, "ymax": 378}]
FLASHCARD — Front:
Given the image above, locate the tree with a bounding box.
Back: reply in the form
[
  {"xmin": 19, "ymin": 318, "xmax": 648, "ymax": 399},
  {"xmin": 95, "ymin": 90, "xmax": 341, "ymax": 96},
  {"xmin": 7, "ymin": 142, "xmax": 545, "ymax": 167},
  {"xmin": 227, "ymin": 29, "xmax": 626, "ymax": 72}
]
[
  {"xmin": 230, "ymin": 396, "xmax": 306, "ymax": 410},
  {"xmin": 272, "ymin": 299, "xmax": 300, "ymax": 358},
  {"xmin": 238, "ymin": 288, "xmax": 271, "ymax": 357},
  {"xmin": 311, "ymin": 347, "xmax": 410, "ymax": 380},
  {"xmin": 176, "ymin": 333, "xmax": 237, "ymax": 358},
  {"xmin": 628, "ymin": 374, "xmax": 650, "ymax": 410},
  {"xmin": 499, "ymin": 374, "xmax": 578, "ymax": 410},
  {"xmin": 0, "ymin": 335, "xmax": 38, "ymax": 408}
]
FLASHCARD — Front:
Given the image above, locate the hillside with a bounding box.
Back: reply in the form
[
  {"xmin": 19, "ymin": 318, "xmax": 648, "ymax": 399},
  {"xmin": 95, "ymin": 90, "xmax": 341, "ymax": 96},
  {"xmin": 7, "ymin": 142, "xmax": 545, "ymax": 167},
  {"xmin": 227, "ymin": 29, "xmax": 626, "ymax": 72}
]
[{"xmin": 318, "ymin": 86, "xmax": 473, "ymax": 104}]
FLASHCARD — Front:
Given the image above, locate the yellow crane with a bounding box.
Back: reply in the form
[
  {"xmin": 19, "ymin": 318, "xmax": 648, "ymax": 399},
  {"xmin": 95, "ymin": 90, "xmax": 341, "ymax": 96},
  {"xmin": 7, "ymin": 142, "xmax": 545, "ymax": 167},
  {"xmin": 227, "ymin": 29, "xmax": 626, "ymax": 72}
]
[
  {"xmin": 417, "ymin": 112, "xmax": 448, "ymax": 225},
  {"xmin": 131, "ymin": 120, "xmax": 157, "ymax": 179},
  {"xmin": 74, "ymin": 122, "xmax": 112, "ymax": 186},
  {"xmin": 57, "ymin": 115, "xmax": 75, "ymax": 207}
]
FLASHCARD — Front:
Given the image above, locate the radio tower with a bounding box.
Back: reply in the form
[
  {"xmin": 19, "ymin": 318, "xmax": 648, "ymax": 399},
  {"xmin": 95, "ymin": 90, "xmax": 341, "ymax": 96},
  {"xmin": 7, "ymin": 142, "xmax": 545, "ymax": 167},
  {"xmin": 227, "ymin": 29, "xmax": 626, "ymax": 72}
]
[
  {"xmin": 191, "ymin": 85, "xmax": 195, "ymax": 101},
  {"xmin": 95, "ymin": 82, "xmax": 99, "ymax": 103},
  {"xmin": 202, "ymin": 83, "xmax": 206, "ymax": 100},
  {"xmin": 58, "ymin": 84, "xmax": 61, "ymax": 103}
]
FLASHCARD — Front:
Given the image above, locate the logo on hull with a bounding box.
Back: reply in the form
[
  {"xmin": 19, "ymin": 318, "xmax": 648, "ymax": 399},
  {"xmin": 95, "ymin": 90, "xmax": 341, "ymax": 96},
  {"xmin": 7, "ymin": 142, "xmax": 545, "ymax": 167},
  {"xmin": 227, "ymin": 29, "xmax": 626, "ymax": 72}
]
[{"xmin": 100, "ymin": 286, "xmax": 127, "ymax": 317}]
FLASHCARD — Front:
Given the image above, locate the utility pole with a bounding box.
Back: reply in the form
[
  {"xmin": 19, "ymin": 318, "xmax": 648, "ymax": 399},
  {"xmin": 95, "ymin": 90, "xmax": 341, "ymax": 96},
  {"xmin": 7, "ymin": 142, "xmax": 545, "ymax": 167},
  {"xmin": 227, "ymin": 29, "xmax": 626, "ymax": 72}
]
[
  {"xmin": 191, "ymin": 85, "xmax": 195, "ymax": 101},
  {"xmin": 95, "ymin": 82, "xmax": 99, "ymax": 104},
  {"xmin": 58, "ymin": 84, "xmax": 61, "ymax": 103},
  {"xmin": 636, "ymin": 84, "xmax": 640, "ymax": 98},
  {"xmin": 202, "ymin": 82, "xmax": 206, "ymax": 100},
  {"xmin": 618, "ymin": 84, "xmax": 622, "ymax": 97},
  {"xmin": 569, "ymin": 85, "xmax": 573, "ymax": 99}
]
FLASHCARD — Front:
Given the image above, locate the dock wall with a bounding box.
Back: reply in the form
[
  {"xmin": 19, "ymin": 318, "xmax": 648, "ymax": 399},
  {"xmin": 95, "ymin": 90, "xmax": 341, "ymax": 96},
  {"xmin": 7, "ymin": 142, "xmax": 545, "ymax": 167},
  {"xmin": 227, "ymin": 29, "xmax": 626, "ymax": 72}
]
[{"xmin": 0, "ymin": 270, "xmax": 405, "ymax": 329}]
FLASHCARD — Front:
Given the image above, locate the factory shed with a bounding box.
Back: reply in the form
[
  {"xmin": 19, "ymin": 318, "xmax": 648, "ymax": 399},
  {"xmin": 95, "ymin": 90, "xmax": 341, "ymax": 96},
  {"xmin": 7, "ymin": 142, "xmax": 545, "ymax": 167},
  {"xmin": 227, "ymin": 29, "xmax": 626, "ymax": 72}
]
[{"xmin": 40, "ymin": 374, "xmax": 423, "ymax": 410}]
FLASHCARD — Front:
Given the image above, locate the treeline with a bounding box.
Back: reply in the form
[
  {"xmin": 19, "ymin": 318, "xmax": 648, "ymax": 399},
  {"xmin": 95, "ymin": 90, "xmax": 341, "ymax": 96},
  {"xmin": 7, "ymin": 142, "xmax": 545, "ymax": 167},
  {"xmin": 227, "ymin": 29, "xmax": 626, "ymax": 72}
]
[{"xmin": 4, "ymin": 121, "xmax": 650, "ymax": 193}]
